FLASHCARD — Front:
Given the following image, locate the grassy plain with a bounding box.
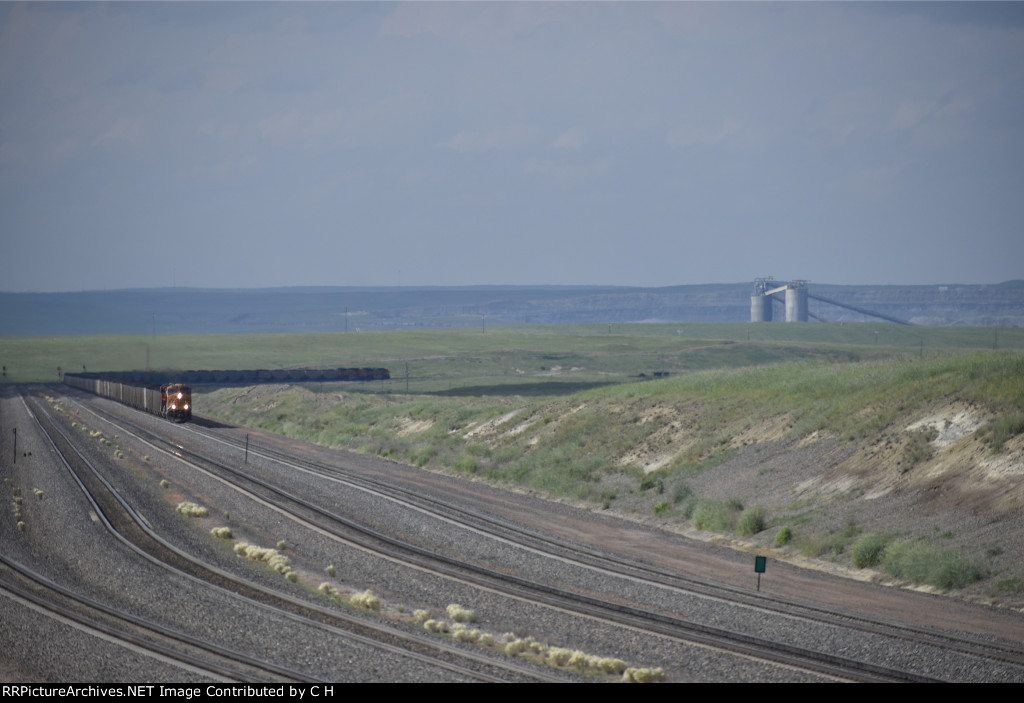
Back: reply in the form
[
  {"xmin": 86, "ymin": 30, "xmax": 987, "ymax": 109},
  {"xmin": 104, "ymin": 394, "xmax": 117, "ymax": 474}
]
[
  {"xmin": 9, "ymin": 322, "xmax": 1024, "ymax": 595},
  {"xmin": 3, "ymin": 321, "xmax": 1021, "ymax": 384}
]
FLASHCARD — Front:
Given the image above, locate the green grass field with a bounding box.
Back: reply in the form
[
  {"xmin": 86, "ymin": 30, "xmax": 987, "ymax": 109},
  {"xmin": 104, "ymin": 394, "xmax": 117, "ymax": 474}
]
[{"xmin": 3, "ymin": 322, "xmax": 1021, "ymax": 385}]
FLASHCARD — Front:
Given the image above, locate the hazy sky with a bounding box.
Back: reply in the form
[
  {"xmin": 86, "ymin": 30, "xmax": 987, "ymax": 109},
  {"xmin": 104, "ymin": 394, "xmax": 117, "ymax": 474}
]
[{"xmin": 2, "ymin": 2, "xmax": 1022, "ymax": 292}]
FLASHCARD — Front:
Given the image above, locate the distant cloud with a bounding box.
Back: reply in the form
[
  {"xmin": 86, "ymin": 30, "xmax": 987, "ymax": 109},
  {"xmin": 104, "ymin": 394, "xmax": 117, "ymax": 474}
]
[
  {"xmin": 551, "ymin": 128, "xmax": 587, "ymax": 150},
  {"xmin": 667, "ymin": 116, "xmax": 743, "ymax": 149},
  {"xmin": 524, "ymin": 157, "xmax": 611, "ymax": 189},
  {"xmin": 848, "ymin": 159, "xmax": 912, "ymax": 200},
  {"xmin": 93, "ymin": 116, "xmax": 144, "ymax": 148},
  {"xmin": 379, "ymin": 2, "xmax": 567, "ymax": 50},
  {"xmin": 193, "ymin": 155, "xmax": 260, "ymax": 186},
  {"xmin": 439, "ymin": 124, "xmax": 539, "ymax": 153},
  {"xmin": 890, "ymin": 99, "xmax": 931, "ymax": 132},
  {"xmin": 258, "ymin": 109, "xmax": 345, "ymax": 145}
]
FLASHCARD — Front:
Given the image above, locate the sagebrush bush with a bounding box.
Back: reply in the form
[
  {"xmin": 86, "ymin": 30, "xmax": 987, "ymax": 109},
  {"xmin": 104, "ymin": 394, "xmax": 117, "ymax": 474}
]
[
  {"xmin": 452, "ymin": 624, "xmax": 481, "ymax": 643},
  {"xmin": 622, "ymin": 667, "xmax": 666, "ymax": 683},
  {"xmin": 504, "ymin": 639, "xmax": 526, "ymax": 656},
  {"xmin": 882, "ymin": 539, "xmax": 984, "ymax": 590},
  {"xmin": 446, "ymin": 603, "xmax": 476, "ymax": 623},
  {"xmin": 548, "ymin": 647, "xmax": 572, "ymax": 666},
  {"xmin": 427, "ymin": 619, "xmax": 450, "ymax": 634},
  {"xmin": 210, "ymin": 526, "xmax": 233, "ymax": 539},
  {"xmin": 851, "ymin": 533, "xmax": 890, "ymax": 568},
  {"xmin": 350, "ymin": 589, "xmax": 380, "ymax": 611},
  {"xmin": 567, "ymin": 650, "xmax": 589, "ymax": 669},
  {"xmin": 774, "ymin": 527, "xmax": 792, "ymax": 546},
  {"xmin": 235, "ymin": 542, "xmax": 293, "ymax": 578},
  {"xmin": 176, "ymin": 502, "xmax": 208, "ymax": 518},
  {"xmin": 736, "ymin": 507, "xmax": 766, "ymax": 536},
  {"xmin": 600, "ymin": 658, "xmax": 628, "ymax": 674},
  {"xmin": 413, "ymin": 609, "xmax": 431, "ymax": 624},
  {"xmin": 691, "ymin": 499, "xmax": 736, "ymax": 532},
  {"xmin": 268, "ymin": 553, "xmax": 291, "ymax": 574}
]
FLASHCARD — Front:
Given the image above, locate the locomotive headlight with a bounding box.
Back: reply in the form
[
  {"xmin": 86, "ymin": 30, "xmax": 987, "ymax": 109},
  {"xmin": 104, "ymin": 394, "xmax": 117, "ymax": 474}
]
[
  {"xmin": 170, "ymin": 403, "xmax": 177, "ymax": 410},
  {"xmin": 183, "ymin": 404, "xmax": 189, "ymax": 410},
  {"xmin": 177, "ymin": 392, "xmax": 183, "ymax": 399}
]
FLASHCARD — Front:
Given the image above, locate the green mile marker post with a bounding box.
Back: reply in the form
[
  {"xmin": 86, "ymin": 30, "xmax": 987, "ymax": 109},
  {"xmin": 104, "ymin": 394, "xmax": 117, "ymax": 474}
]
[{"xmin": 755, "ymin": 555, "xmax": 767, "ymax": 592}]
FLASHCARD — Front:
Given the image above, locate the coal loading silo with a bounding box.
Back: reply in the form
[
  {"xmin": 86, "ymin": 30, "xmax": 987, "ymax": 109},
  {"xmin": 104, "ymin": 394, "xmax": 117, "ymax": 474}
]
[
  {"xmin": 751, "ymin": 295, "xmax": 773, "ymax": 321},
  {"xmin": 785, "ymin": 282, "xmax": 809, "ymax": 322}
]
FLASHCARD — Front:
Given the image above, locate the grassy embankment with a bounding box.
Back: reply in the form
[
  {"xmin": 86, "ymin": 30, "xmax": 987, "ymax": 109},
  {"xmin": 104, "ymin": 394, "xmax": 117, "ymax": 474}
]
[
  {"xmin": 199, "ymin": 346, "xmax": 1022, "ymax": 497},
  {"xmin": 6, "ymin": 323, "xmax": 1023, "ymax": 592}
]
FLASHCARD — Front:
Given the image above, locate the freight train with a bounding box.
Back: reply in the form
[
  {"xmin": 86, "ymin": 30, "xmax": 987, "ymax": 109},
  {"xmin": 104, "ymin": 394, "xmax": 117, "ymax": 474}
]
[
  {"xmin": 67, "ymin": 368, "xmax": 390, "ymax": 385},
  {"xmin": 63, "ymin": 367, "xmax": 390, "ymax": 422},
  {"xmin": 64, "ymin": 374, "xmax": 192, "ymax": 422}
]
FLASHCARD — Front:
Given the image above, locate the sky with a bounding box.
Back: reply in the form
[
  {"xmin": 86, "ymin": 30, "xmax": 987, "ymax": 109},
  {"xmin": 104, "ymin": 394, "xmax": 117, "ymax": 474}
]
[{"xmin": 1, "ymin": 1, "xmax": 1022, "ymax": 292}]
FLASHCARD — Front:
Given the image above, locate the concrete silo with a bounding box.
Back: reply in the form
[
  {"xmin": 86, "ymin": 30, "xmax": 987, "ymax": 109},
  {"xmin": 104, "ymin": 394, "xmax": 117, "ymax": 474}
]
[
  {"xmin": 750, "ymin": 278, "xmax": 775, "ymax": 322},
  {"xmin": 785, "ymin": 281, "xmax": 809, "ymax": 322},
  {"xmin": 750, "ymin": 294, "xmax": 773, "ymax": 321}
]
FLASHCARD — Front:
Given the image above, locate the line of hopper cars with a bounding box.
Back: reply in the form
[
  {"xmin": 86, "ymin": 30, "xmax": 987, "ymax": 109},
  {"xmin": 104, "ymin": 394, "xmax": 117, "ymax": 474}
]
[
  {"xmin": 72, "ymin": 368, "xmax": 391, "ymax": 385},
  {"xmin": 64, "ymin": 373, "xmax": 192, "ymax": 423},
  {"xmin": 63, "ymin": 368, "xmax": 390, "ymax": 424}
]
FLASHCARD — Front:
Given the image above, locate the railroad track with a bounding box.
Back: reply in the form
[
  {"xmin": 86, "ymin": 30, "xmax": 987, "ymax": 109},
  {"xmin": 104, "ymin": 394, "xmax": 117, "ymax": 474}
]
[
  {"xmin": 52, "ymin": 387, "xmax": 1024, "ymax": 682},
  {"xmin": 21, "ymin": 391, "xmax": 563, "ymax": 683},
  {"xmin": 0, "ymin": 554, "xmax": 285, "ymax": 683}
]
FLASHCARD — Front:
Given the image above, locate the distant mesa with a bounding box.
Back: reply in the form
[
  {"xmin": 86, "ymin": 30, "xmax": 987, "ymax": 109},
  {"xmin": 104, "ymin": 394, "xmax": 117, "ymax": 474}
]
[{"xmin": 2, "ymin": 282, "xmax": 1021, "ymax": 334}]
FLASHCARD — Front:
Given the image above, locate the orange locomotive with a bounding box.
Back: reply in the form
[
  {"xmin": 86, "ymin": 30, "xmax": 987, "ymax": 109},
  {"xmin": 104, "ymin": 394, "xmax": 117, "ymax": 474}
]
[{"xmin": 161, "ymin": 383, "xmax": 192, "ymax": 422}]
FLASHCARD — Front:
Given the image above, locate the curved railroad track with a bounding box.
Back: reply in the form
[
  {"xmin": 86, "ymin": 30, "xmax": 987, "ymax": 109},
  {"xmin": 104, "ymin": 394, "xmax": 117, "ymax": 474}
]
[{"xmin": 15, "ymin": 390, "xmax": 564, "ymax": 683}]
